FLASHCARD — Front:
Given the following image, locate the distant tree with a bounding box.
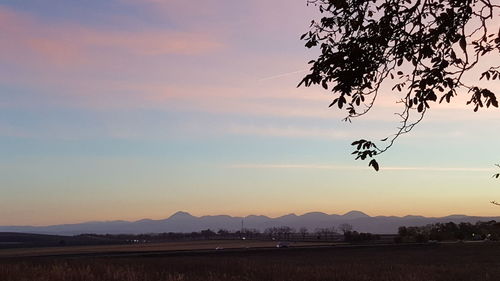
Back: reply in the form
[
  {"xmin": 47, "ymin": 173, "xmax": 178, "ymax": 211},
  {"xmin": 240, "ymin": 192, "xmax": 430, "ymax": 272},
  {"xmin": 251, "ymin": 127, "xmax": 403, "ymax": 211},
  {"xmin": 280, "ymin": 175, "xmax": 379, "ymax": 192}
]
[
  {"xmin": 398, "ymin": 220, "xmax": 500, "ymax": 241},
  {"xmin": 200, "ymin": 229, "xmax": 216, "ymax": 239},
  {"xmin": 344, "ymin": 230, "xmax": 380, "ymax": 242},
  {"xmin": 397, "ymin": 225, "xmax": 430, "ymax": 242},
  {"xmin": 264, "ymin": 227, "xmax": 279, "ymax": 239},
  {"xmin": 217, "ymin": 229, "xmax": 230, "ymax": 236},
  {"xmin": 300, "ymin": 0, "xmax": 499, "ymax": 170},
  {"xmin": 314, "ymin": 227, "xmax": 328, "ymax": 239},
  {"xmin": 299, "ymin": 227, "xmax": 309, "ymax": 239},
  {"xmin": 338, "ymin": 223, "xmax": 354, "ymax": 234},
  {"xmin": 278, "ymin": 226, "xmax": 295, "ymax": 240},
  {"xmin": 398, "ymin": 226, "xmax": 408, "ymax": 237},
  {"xmin": 314, "ymin": 227, "xmax": 336, "ymax": 240},
  {"xmin": 329, "ymin": 226, "xmax": 337, "ymax": 238},
  {"xmin": 242, "ymin": 228, "xmax": 260, "ymax": 238}
]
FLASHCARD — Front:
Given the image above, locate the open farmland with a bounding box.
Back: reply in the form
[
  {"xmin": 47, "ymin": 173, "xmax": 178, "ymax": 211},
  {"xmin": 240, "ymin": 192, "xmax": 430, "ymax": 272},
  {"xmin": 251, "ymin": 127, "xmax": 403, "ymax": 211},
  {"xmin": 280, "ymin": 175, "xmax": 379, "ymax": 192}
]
[
  {"xmin": 1, "ymin": 243, "xmax": 500, "ymax": 281},
  {"xmin": 0, "ymin": 239, "xmax": 331, "ymax": 258}
]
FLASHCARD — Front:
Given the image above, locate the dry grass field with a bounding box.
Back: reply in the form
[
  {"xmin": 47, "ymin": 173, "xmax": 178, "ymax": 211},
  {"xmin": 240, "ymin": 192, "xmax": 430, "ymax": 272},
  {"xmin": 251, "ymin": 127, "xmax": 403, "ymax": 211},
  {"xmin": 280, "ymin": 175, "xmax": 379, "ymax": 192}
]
[
  {"xmin": 0, "ymin": 240, "xmax": 330, "ymax": 258},
  {"xmin": 1, "ymin": 242, "xmax": 500, "ymax": 281}
]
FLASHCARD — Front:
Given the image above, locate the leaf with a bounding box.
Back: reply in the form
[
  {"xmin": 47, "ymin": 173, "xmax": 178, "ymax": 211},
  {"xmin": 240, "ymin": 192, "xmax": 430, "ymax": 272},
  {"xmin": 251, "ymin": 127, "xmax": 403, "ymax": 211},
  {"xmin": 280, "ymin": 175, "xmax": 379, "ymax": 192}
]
[
  {"xmin": 459, "ymin": 36, "xmax": 467, "ymax": 53},
  {"xmin": 322, "ymin": 80, "xmax": 328, "ymax": 90},
  {"xmin": 337, "ymin": 96, "xmax": 346, "ymax": 109},
  {"xmin": 351, "ymin": 140, "xmax": 362, "ymax": 146},
  {"xmin": 369, "ymin": 159, "xmax": 379, "ymax": 171},
  {"xmin": 417, "ymin": 103, "xmax": 424, "ymax": 112}
]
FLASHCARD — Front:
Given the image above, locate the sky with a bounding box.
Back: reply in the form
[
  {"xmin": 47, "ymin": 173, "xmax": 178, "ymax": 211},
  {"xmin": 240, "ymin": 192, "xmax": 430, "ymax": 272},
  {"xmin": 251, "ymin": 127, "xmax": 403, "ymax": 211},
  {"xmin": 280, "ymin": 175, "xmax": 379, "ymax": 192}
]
[{"xmin": 1, "ymin": 0, "xmax": 499, "ymax": 226}]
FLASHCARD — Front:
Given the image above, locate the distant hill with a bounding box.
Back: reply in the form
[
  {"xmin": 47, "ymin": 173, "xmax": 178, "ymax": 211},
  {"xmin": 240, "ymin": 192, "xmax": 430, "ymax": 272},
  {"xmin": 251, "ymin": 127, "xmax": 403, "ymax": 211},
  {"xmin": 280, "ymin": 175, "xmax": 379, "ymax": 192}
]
[{"xmin": 1, "ymin": 211, "xmax": 499, "ymax": 235}]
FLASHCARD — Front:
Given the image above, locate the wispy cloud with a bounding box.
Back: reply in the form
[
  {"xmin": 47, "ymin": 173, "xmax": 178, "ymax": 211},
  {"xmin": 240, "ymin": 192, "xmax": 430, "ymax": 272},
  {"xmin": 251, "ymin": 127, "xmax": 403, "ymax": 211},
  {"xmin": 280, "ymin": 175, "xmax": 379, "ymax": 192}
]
[
  {"xmin": 1, "ymin": 2, "xmax": 497, "ymax": 142},
  {"xmin": 258, "ymin": 69, "xmax": 308, "ymax": 82},
  {"xmin": 228, "ymin": 163, "xmax": 494, "ymax": 172},
  {"xmin": 0, "ymin": 6, "xmax": 223, "ymax": 68},
  {"xmin": 223, "ymin": 124, "xmax": 358, "ymax": 139}
]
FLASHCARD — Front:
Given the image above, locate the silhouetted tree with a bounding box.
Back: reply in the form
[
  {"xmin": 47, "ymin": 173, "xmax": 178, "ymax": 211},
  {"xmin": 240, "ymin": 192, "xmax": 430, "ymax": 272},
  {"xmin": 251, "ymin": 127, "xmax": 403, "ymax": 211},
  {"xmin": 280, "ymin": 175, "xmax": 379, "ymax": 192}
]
[
  {"xmin": 329, "ymin": 226, "xmax": 337, "ymax": 239},
  {"xmin": 278, "ymin": 226, "xmax": 295, "ymax": 240},
  {"xmin": 200, "ymin": 229, "xmax": 216, "ymax": 239},
  {"xmin": 314, "ymin": 227, "xmax": 327, "ymax": 239},
  {"xmin": 217, "ymin": 229, "xmax": 230, "ymax": 236},
  {"xmin": 264, "ymin": 227, "xmax": 278, "ymax": 239},
  {"xmin": 242, "ymin": 228, "xmax": 260, "ymax": 238},
  {"xmin": 314, "ymin": 227, "xmax": 336, "ymax": 240},
  {"xmin": 299, "ymin": 227, "xmax": 309, "ymax": 239},
  {"xmin": 338, "ymin": 223, "xmax": 354, "ymax": 234},
  {"xmin": 398, "ymin": 221, "xmax": 500, "ymax": 241},
  {"xmin": 300, "ymin": 0, "xmax": 499, "ymax": 170},
  {"xmin": 344, "ymin": 230, "xmax": 380, "ymax": 242}
]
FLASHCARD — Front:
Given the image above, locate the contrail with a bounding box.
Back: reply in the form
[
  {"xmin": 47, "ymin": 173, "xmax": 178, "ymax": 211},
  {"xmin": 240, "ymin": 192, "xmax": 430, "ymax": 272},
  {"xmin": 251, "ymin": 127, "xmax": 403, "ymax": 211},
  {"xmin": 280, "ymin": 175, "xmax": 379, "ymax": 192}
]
[
  {"xmin": 229, "ymin": 164, "xmax": 360, "ymax": 170},
  {"xmin": 258, "ymin": 69, "xmax": 308, "ymax": 82},
  {"xmin": 228, "ymin": 163, "xmax": 493, "ymax": 172}
]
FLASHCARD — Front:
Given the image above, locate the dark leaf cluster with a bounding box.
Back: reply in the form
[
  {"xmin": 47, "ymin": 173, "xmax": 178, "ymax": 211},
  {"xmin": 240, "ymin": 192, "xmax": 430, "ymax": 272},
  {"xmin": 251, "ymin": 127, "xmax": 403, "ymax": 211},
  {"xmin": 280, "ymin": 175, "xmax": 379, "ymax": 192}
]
[{"xmin": 299, "ymin": 0, "xmax": 500, "ymax": 170}]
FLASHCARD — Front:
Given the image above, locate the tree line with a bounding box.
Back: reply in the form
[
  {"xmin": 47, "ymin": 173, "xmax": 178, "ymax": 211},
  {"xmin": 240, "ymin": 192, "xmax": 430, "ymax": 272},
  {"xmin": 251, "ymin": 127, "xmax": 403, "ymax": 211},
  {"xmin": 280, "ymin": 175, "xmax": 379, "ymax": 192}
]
[
  {"xmin": 79, "ymin": 223, "xmax": 372, "ymax": 243},
  {"xmin": 396, "ymin": 220, "xmax": 500, "ymax": 243}
]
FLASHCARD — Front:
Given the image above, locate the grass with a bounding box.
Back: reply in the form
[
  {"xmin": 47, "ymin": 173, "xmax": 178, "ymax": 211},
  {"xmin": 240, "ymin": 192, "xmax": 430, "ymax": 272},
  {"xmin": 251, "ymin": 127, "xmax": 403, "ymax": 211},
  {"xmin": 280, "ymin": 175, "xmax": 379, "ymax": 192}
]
[
  {"xmin": 1, "ymin": 243, "xmax": 500, "ymax": 280},
  {"xmin": 0, "ymin": 240, "xmax": 331, "ymax": 258}
]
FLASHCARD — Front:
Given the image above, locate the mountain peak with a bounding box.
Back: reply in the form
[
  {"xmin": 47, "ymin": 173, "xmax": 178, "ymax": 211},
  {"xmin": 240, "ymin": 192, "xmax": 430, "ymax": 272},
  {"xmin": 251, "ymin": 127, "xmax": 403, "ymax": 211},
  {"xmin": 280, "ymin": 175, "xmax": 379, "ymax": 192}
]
[
  {"xmin": 444, "ymin": 214, "xmax": 467, "ymax": 219},
  {"xmin": 342, "ymin": 210, "xmax": 370, "ymax": 218},
  {"xmin": 280, "ymin": 213, "xmax": 298, "ymax": 218},
  {"xmin": 168, "ymin": 211, "xmax": 194, "ymax": 219},
  {"xmin": 301, "ymin": 212, "xmax": 329, "ymax": 218}
]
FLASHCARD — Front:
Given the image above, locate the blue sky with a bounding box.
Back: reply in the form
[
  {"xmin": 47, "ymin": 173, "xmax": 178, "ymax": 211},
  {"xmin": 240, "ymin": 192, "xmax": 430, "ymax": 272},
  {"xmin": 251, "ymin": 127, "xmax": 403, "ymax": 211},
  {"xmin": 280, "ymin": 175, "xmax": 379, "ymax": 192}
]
[{"xmin": 0, "ymin": 0, "xmax": 499, "ymax": 225}]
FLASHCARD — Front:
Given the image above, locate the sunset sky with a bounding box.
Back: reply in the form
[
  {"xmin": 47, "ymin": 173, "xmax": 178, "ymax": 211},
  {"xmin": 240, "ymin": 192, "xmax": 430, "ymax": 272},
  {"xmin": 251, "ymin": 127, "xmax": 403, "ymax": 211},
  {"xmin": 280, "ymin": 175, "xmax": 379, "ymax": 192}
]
[{"xmin": 1, "ymin": 0, "xmax": 500, "ymax": 226}]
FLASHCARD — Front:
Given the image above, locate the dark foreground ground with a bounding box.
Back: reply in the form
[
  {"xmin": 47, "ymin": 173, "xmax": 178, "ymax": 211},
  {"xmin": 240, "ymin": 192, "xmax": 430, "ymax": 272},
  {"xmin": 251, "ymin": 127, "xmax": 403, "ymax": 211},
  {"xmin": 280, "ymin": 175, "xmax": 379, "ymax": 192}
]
[{"xmin": 1, "ymin": 242, "xmax": 500, "ymax": 281}]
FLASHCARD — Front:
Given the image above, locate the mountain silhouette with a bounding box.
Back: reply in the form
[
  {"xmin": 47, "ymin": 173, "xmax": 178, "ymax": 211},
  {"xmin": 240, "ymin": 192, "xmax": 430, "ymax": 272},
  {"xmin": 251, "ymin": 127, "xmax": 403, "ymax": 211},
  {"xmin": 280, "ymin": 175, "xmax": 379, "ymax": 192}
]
[
  {"xmin": 168, "ymin": 211, "xmax": 195, "ymax": 220},
  {"xmin": 342, "ymin": 210, "xmax": 370, "ymax": 219},
  {"xmin": 1, "ymin": 211, "xmax": 499, "ymax": 235}
]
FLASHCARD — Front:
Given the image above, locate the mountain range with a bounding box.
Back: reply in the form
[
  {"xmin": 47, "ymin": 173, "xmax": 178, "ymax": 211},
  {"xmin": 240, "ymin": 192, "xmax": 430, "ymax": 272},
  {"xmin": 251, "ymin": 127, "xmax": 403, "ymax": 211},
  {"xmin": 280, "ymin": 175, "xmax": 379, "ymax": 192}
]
[{"xmin": 1, "ymin": 211, "xmax": 499, "ymax": 235}]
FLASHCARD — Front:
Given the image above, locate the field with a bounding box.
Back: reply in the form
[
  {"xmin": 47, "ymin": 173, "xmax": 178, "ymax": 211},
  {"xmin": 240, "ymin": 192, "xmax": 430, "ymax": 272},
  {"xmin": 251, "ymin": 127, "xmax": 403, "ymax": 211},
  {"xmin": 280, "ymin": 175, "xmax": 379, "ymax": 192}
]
[
  {"xmin": 0, "ymin": 240, "xmax": 332, "ymax": 258},
  {"xmin": 1, "ymin": 242, "xmax": 500, "ymax": 281}
]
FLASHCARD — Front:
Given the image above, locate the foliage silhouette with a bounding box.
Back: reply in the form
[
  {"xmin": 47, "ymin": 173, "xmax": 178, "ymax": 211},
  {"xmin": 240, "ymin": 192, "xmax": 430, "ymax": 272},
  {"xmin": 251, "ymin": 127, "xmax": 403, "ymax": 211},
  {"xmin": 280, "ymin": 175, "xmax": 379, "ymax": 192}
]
[
  {"xmin": 299, "ymin": 0, "xmax": 500, "ymax": 170},
  {"xmin": 398, "ymin": 220, "xmax": 500, "ymax": 241}
]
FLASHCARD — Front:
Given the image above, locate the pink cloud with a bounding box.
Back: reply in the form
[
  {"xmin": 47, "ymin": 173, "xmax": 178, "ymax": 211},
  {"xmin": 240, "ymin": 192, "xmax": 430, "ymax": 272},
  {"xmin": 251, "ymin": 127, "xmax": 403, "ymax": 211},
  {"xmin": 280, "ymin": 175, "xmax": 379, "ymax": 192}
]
[
  {"xmin": 77, "ymin": 29, "xmax": 222, "ymax": 56},
  {"xmin": 2, "ymin": 2, "xmax": 495, "ymax": 124},
  {"xmin": 123, "ymin": 0, "xmax": 313, "ymax": 29},
  {"xmin": 0, "ymin": 6, "xmax": 223, "ymax": 68}
]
